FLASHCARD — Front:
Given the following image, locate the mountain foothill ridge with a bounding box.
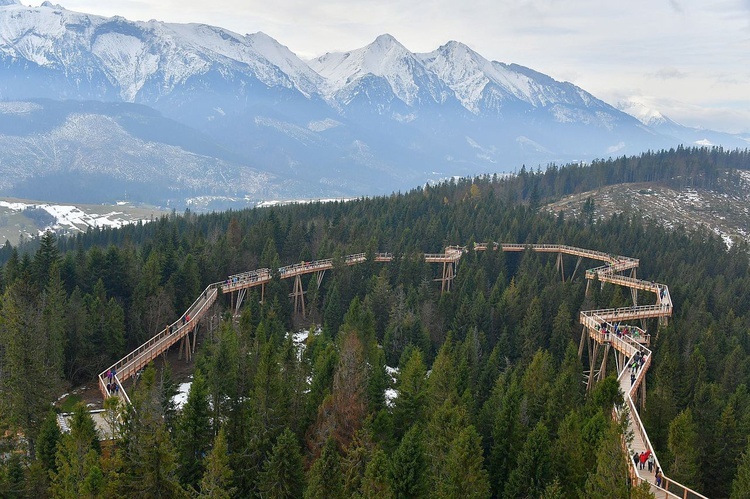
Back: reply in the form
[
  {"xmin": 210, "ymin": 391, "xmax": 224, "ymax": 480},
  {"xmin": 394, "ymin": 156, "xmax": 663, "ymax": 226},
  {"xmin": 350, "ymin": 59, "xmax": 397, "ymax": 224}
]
[{"xmin": 0, "ymin": 1, "xmax": 746, "ymax": 209}]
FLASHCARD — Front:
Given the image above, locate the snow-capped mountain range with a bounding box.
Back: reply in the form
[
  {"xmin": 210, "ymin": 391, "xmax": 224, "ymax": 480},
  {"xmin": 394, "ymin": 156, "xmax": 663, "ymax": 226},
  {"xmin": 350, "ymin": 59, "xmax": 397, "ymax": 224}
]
[{"xmin": 0, "ymin": 0, "xmax": 746, "ymax": 207}]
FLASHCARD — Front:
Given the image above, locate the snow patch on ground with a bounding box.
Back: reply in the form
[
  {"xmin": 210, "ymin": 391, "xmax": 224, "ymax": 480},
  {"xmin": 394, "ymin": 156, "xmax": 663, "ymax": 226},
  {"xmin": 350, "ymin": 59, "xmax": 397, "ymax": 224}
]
[
  {"xmin": 172, "ymin": 381, "xmax": 193, "ymax": 410},
  {"xmin": 257, "ymin": 198, "xmax": 356, "ymax": 208},
  {"xmin": 385, "ymin": 388, "xmax": 398, "ymax": 408},
  {"xmin": 0, "ymin": 200, "xmax": 141, "ymax": 234},
  {"xmin": 384, "ymin": 365, "xmax": 399, "ymax": 407},
  {"xmin": 307, "ymin": 118, "xmax": 341, "ymax": 132}
]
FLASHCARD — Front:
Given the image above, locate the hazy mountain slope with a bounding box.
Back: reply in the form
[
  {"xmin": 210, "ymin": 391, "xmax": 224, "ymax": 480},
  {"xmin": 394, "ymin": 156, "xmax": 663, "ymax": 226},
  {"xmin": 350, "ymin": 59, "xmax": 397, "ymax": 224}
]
[
  {"xmin": 0, "ymin": 1, "xmax": 742, "ymax": 206},
  {"xmin": 0, "ymin": 100, "xmax": 281, "ymax": 206}
]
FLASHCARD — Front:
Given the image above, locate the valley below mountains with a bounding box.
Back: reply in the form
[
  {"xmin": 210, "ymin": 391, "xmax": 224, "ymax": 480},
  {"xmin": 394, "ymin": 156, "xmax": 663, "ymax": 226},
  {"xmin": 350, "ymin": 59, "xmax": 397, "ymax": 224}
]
[{"xmin": 0, "ymin": 0, "xmax": 747, "ymax": 209}]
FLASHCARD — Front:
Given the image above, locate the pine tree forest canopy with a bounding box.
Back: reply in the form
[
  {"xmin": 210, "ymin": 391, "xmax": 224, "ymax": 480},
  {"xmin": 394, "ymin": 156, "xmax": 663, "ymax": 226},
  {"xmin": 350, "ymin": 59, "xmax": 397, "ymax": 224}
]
[{"xmin": 1, "ymin": 146, "xmax": 749, "ymax": 497}]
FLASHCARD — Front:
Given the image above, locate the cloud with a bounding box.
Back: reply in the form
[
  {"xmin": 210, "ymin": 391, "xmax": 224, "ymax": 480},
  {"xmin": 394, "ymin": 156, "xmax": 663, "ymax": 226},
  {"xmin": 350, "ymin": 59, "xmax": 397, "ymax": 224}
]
[
  {"xmin": 648, "ymin": 67, "xmax": 687, "ymax": 80},
  {"xmin": 668, "ymin": 0, "xmax": 684, "ymax": 13}
]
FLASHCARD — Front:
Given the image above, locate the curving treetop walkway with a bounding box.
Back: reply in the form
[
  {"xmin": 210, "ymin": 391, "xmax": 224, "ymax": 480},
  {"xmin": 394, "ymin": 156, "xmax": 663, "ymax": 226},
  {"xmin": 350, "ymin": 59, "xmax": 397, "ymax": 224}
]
[{"xmin": 98, "ymin": 243, "xmax": 704, "ymax": 498}]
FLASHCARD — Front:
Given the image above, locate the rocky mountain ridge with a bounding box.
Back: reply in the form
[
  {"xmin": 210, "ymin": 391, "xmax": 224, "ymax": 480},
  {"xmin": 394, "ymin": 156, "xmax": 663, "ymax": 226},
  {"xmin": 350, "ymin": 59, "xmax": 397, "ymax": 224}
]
[{"xmin": 0, "ymin": 2, "xmax": 747, "ymax": 207}]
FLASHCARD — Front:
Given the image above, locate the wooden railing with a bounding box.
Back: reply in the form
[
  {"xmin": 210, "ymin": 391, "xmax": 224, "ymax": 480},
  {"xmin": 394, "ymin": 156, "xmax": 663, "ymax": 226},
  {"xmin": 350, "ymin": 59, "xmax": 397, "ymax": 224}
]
[
  {"xmin": 579, "ymin": 252, "xmax": 706, "ymax": 498},
  {"xmin": 94, "ymin": 242, "xmax": 707, "ymax": 498}
]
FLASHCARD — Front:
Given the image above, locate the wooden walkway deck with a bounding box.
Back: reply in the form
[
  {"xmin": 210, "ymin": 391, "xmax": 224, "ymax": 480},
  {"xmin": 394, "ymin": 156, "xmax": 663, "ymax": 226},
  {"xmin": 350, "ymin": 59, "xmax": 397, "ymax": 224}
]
[{"xmin": 97, "ymin": 242, "xmax": 705, "ymax": 498}]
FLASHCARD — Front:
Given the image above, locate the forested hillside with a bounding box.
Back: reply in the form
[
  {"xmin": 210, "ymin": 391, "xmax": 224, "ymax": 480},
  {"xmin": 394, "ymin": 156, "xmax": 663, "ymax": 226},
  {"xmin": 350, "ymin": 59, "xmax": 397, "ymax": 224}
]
[{"xmin": 1, "ymin": 147, "xmax": 750, "ymax": 497}]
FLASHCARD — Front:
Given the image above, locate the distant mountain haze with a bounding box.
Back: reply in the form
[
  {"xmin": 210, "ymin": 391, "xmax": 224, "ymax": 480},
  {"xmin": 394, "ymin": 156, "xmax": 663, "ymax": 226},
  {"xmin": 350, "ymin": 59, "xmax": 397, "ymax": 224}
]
[{"xmin": 0, "ymin": 2, "xmax": 746, "ymax": 208}]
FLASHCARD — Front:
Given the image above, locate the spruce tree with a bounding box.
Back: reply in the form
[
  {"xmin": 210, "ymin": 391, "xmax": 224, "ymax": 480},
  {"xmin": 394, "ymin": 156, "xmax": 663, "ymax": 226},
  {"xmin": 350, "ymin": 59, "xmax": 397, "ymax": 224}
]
[
  {"xmin": 388, "ymin": 426, "xmax": 427, "ymax": 499},
  {"xmin": 391, "ymin": 348, "xmax": 427, "ymax": 439},
  {"xmin": 37, "ymin": 409, "xmax": 62, "ymax": 473},
  {"xmin": 362, "ymin": 446, "xmax": 393, "ymax": 499},
  {"xmin": 667, "ymin": 408, "xmax": 700, "ymax": 488},
  {"xmin": 438, "ymin": 425, "xmax": 490, "ymax": 499},
  {"xmin": 50, "ymin": 405, "xmax": 104, "ymax": 498},
  {"xmin": 175, "ymin": 369, "xmax": 212, "ymax": 488},
  {"xmin": 259, "ymin": 428, "xmax": 305, "ymax": 499},
  {"xmin": 731, "ymin": 443, "xmax": 750, "ymax": 499},
  {"xmin": 582, "ymin": 422, "xmax": 629, "ymax": 498},
  {"xmin": 119, "ymin": 365, "xmax": 184, "ymax": 498},
  {"xmin": 199, "ymin": 428, "xmax": 235, "ymax": 499},
  {"xmin": 504, "ymin": 421, "xmax": 552, "ymax": 497},
  {"xmin": 305, "ymin": 437, "xmax": 343, "ymax": 499}
]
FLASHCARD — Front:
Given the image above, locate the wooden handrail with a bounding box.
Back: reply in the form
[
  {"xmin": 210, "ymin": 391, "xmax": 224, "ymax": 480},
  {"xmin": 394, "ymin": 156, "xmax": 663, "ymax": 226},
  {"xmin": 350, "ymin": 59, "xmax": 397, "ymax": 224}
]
[{"xmin": 93, "ymin": 241, "xmax": 707, "ymax": 498}]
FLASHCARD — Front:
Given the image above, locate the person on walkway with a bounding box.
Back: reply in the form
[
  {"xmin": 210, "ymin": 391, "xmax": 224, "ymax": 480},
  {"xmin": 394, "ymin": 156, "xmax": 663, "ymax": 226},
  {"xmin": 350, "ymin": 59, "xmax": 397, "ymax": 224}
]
[
  {"xmin": 633, "ymin": 451, "xmax": 640, "ymax": 467},
  {"xmin": 655, "ymin": 468, "xmax": 663, "ymax": 487},
  {"xmin": 631, "ymin": 373, "xmax": 636, "ymax": 386},
  {"xmin": 106, "ymin": 369, "xmax": 112, "ymax": 382},
  {"xmin": 648, "ymin": 454, "xmax": 655, "ymax": 473},
  {"xmin": 640, "ymin": 450, "xmax": 650, "ymax": 470}
]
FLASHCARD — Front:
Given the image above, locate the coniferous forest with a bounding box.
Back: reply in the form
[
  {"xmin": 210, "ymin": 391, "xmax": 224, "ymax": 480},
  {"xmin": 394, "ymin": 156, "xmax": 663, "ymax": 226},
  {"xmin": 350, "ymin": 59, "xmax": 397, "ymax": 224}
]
[{"xmin": 1, "ymin": 147, "xmax": 750, "ymax": 498}]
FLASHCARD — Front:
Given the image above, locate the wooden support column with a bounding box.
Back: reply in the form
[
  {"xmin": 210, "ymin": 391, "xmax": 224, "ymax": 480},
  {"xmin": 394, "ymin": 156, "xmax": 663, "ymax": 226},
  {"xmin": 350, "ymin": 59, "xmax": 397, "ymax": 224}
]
[
  {"xmin": 191, "ymin": 324, "xmax": 199, "ymax": 355},
  {"xmin": 178, "ymin": 334, "xmax": 190, "ymax": 362},
  {"xmin": 292, "ymin": 274, "xmax": 306, "ymax": 317},
  {"xmin": 570, "ymin": 256, "xmax": 582, "ymax": 282},
  {"xmin": 441, "ymin": 261, "xmax": 455, "ymax": 293},
  {"xmin": 598, "ymin": 344, "xmax": 610, "ymax": 382},
  {"xmin": 235, "ymin": 288, "xmax": 246, "ymax": 314},
  {"xmin": 630, "ymin": 268, "xmax": 638, "ymax": 306},
  {"xmin": 578, "ymin": 325, "xmax": 588, "ymax": 360},
  {"xmin": 586, "ymin": 341, "xmax": 600, "ymax": 392},
  {"xmin": 639, "ymin": 376, "xmax": 646, "ymax": 410},
  {"xmin": 585, "ymin": 279, "xmax": 592, "ymax": 297},
  {"xmin": 555, "ymin": 252, "xmax": 565, "ymax": 282},
  {"xmin": 617, "ymin": 351, "xmax": 625, "ymax": 375}
]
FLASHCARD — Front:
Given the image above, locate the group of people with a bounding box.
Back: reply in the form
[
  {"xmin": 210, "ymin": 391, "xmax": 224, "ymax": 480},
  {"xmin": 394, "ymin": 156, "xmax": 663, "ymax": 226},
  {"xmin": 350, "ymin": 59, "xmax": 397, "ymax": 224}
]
[
  {"xmin": 630, "ymin": 350, "xmax": 647, "ymax": 386},
  {"xmin": 632, "ymin": 450, "xmax": 663, "ymax": 479},
  {"xmin": 632, "ymin": 449, "xmax": 666, "ymax": 488},
  {"xmin": 105, "ymin": 367, "xmax": 120, "ymax": 395},
  {"xmin": 633, "ymin": 449, "xmax": 654, "ymax": 471},
  {"xmin": 596, "ymin": 321, "xmax": 642, "ymax": 339}
]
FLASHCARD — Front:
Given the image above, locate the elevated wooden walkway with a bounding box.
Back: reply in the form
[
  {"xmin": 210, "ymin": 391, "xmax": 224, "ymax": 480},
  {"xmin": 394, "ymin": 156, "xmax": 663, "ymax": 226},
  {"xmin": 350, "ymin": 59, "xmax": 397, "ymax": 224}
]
[{"xmin": 97, "ymin": 242, "xmax": 704, "ymax": 497}]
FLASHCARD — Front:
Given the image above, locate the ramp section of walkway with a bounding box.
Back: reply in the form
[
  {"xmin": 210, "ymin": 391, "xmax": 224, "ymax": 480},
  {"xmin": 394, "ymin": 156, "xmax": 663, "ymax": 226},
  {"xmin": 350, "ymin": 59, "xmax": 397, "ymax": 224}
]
[{"xmin": 96, "ymin": 242, "xmax": 706, "ymax": 498}]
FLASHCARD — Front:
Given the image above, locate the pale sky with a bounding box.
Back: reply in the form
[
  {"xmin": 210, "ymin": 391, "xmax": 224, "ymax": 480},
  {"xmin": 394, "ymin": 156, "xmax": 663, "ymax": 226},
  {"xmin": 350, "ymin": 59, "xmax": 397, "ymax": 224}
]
[{"xmin": 56, "ymin": 0, "xmax": 750, "ymax": 134}]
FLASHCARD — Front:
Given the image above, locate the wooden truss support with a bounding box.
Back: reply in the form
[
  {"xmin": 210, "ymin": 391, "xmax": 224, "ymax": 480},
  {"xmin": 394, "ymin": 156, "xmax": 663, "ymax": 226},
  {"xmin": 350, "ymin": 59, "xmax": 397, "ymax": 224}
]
[
  {"xmin": 659, "ymin": 315, "xmax": 669, "ymax": 328},
  {"xmin": 292, "ymin": 274, "xmax": 306, "ymax": 317},
  {"xmin": 586, "ymin": 340, "xmax": 600, "ymax": 392},
  {"xmin": 555, "ymin": 252, "xmax": 565, "ymax": 282},
  {"xmin": 178, "ymin": 328, "xmax": 193, "ymax": 362},
  {"xmin": 585, "ymin": 278, "xmax": 592, "ymax": 297},
  {"xmin": 578, "ymin": 325, "xmax": 588, "ymax": 360},
  {"xmin": 235, "ymin": 288, "xmax": 247, "ymax": 314},
  {"xmin": 630, "ymin": 268, "xmax": 638, "ymax": 306},
  {"xmin": 316, "ymin": 270, "xmax": 326, "ymax": 289},
  {"xmin": 570, "ymin": 256, "xmax": 583, "ymax": 282},
  {"xmin": 616, "ymin": 351, "xmax": 625, "ymax": 375},
  {"xmin": 597, "ymin": 344, "xmax": 610, "ymax": 382},
  {"xmin": 439, "ymin": 261, "xmax": 456, "ymax": 293},
  {"xmin": 639, "ymin": 376, "xmax": 647, "ymax": 410}
]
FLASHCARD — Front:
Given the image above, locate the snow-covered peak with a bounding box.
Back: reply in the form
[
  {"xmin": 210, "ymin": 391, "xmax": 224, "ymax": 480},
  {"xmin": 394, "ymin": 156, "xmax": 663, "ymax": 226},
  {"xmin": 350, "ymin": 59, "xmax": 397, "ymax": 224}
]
[
  {"xmin": 0, "ymin": 0, "xmax": 21, "ymax": 6},
  {"xmin": 309, "ymin": 34, "xmax": 448, "ymax": 106},
  {"xmin": 616, "ymin": 99, "xmax": 675, "ymax": 127},
  {"xmin": 244, "ymin": 31, "xmax": 326, "ymax": 97},
  {"xmin": 418, "ymin": 40, "xmax": 500, "ymax": 112},
  {"xmin": 310, "ymin": 33, "xmax": 412, "ymax": 86},
  {"xmin": 0, "ymin": 4, "xmax": 325, "ymax": 100}
]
